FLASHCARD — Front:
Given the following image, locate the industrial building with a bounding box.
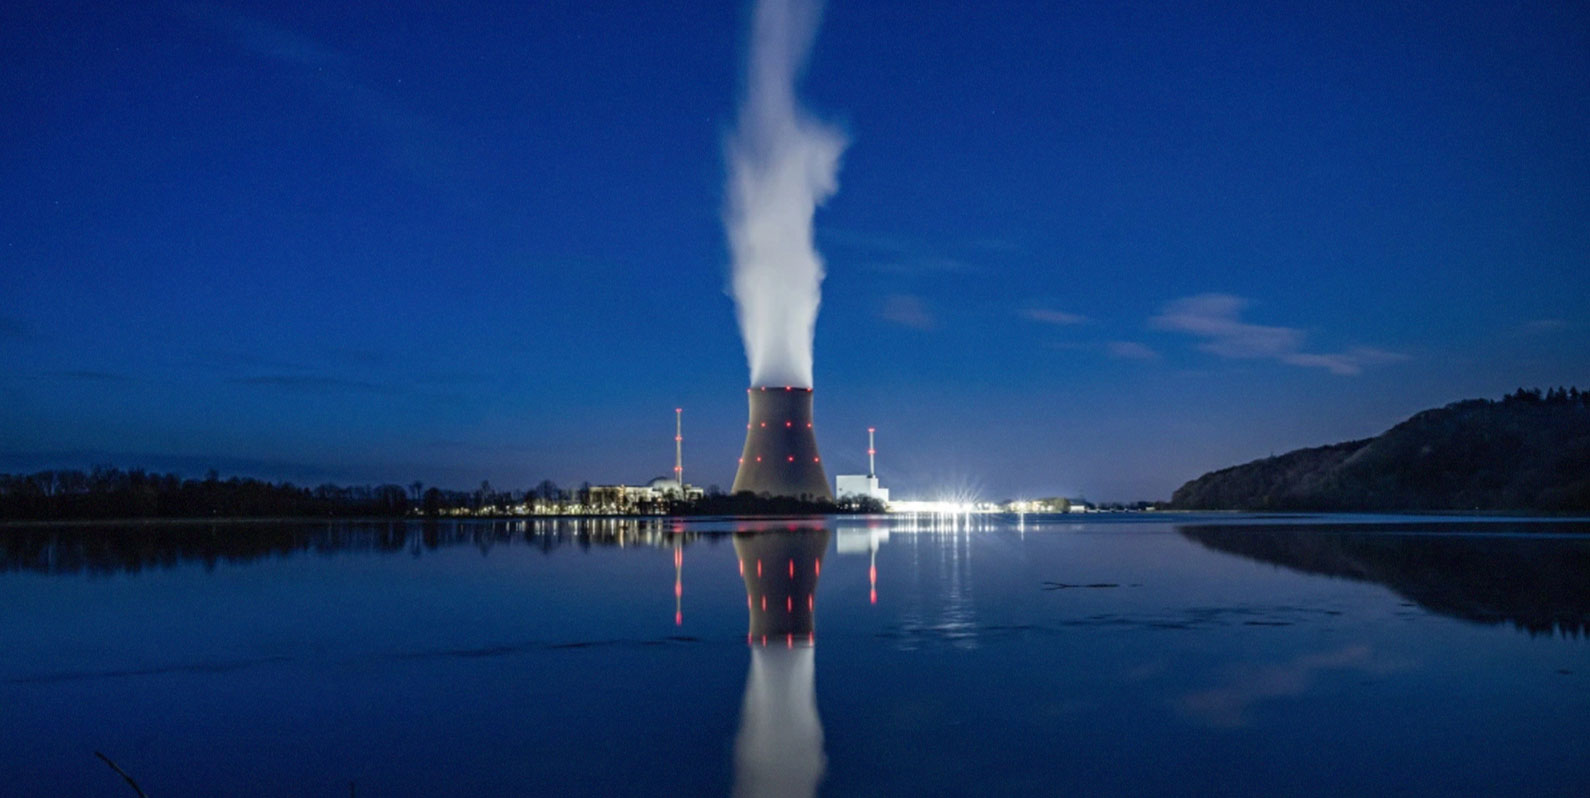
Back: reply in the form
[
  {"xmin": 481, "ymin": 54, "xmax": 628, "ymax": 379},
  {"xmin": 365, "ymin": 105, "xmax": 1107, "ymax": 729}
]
[
  {"xmin": 834, "ymin": 427, "xmax": 889, "ymax": 504},
  {"xmin": 587, "ymin": 408, "xmax": 704, "ymax": 513}
]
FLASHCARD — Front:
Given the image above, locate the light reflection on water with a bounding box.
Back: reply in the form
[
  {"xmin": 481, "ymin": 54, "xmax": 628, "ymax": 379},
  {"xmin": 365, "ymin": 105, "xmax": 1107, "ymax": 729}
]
[{"xmin": 1, "ymin": 514, "xmax": 1588, "ymax": 796}]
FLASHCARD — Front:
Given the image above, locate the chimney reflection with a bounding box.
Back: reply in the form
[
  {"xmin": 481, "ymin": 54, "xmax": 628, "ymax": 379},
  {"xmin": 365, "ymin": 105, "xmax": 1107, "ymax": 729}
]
[{"xmin": 732, "ymin": 528, "xmax": 830, "ymax": 798}]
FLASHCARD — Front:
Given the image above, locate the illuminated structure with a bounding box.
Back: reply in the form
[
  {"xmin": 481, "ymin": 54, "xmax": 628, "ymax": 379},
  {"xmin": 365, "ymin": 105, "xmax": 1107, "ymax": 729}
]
[
  {"xmin": 731, "ymin": 387, "xmax": 833, "ymax": 501},
  {"xmin": 674, "ymin": 407, "xmax": 684, "ymax": 487},
  {"xmin": 836, "ymin": 524, "xmax": 889, "ymax": 605},
  {"xmin": 587, "ymin": 408, "xmax": 704, "ymax": 512},
  {"xmin": 835, "ymin": 426, "xmax": 889, "ymax": 504},
  {"xmin": 733, "ymin": 529, "xmax": 830, "ymax": 798}
]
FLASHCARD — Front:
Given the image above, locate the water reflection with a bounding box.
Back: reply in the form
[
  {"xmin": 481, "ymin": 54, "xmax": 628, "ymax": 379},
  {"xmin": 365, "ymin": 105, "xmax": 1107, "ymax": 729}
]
[
  {"xmin": 732, "ymin": 528, "xmax": 830, "ymax": 798},
  {"xmin": 0, "ymin": 518, "xmax": 700, "ymax": 575},
  {"xmin": 836, "ymin": 523, "xmax": 888, "ymax": 604},
  {"xmin": 1180, "ymin": 522, "xmax": 1590, "ymax": 637}
]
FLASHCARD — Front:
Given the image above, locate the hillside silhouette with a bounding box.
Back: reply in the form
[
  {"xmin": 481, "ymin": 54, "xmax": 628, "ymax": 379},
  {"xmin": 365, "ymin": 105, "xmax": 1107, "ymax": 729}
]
[{"xmin": 1170, "ymin": 388, "xmax": 1590, "ymax": 511}]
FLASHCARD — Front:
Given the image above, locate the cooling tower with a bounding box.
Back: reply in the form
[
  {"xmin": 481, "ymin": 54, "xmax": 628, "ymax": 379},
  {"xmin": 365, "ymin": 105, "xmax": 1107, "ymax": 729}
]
[
  {"xmin": 732, "ymin": 387, "xmax": 833, "ymax": 501},
  {"xmin": 734, "ymin": 528, "xmax": 830, "ymax": 641}
]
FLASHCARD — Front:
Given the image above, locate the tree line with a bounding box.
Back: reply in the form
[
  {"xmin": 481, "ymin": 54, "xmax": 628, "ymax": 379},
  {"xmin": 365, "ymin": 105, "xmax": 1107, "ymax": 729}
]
[
  {"xmin": 0, "ymin": 468, "xmax": 589, "ymax": 521},
  {"xmin": 0, "ymin": 467, "xmax": 884, "ymax": 520}
]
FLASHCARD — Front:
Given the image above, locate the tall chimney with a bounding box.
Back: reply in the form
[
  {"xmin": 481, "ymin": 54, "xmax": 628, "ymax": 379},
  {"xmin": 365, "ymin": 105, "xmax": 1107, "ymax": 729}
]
[
  {"xmin": 674, "ymin": 408, "xmax": 683, "ymax": 488},
  {"xmin": 867, "ymin": 427, "xmax": 876, "ymax": 479},
  {"xmin": 731, "ymin": 387, "xmax": 833, "ymax": 501}
]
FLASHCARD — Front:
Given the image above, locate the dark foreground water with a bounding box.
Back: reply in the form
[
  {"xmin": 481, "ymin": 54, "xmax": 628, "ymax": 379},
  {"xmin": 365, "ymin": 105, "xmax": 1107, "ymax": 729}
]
[{"xmin": 2, "ymin": 514, "xmax": 1588, "ymax": 797}]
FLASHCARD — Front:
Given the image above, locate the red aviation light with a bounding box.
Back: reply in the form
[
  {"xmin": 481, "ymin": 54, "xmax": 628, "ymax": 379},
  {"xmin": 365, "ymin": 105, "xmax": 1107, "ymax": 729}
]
[
  {"xmin": 760, "ymin": 422, "xmax": 766, "ymax": 428},
  {"xmin": 674, "ymin": 582, "xmax": 681, "ymax": 598},
  {"xmin": 814, "ymin": 457, "xmax": 820, "ymax": 462},
  {"xmin": 737, "ymin": 457, "xmax": 743, "ymax": 464},
  {"xmin": 786, "ymin": 633, "xmax": 793, "ymax": 648},
  {"xmin": 814, "ymin": 560, "xmax": 820, "ymax": 576},
  {"xmin": 739, "ymin": 559, "xmax": 744, "ymax": 576},
  {"xmin": 784, "ymin": 386, "xmax": 791, "ymax": 391},
  {"xmin": 756, "ymin": 559, "xmax": 762, "ymax": 577},
  {"xmin": 761, "ymin": 596, "xmax": 766, "ymax": 611},
  {"xmin": 788, "ymin": 559, "xmax": 794, "ymax": 578},
  {"xmin": 787, "ymin": 455, "xmax": 795, "ymax": 462},
  {"xmin": 675, "ymin": 611, "xmax": 682, "ymax": 626},
  {"xmin": 675, "ymin": 408, "xmax": 682, "ymax": 413},
  {"xmin": 806, "ymin": 422, "xmax": 812, "ymax": 428},
  {"xmin": 785, "ymin": 421, "xmax": 792, "ymax": 427},
  {"xmin": 755, "ymin": 456, "xmax": 762, "ymax": 462},
  {"xmin": 786, "ymin": 596, "xmax": 792, "ymax": 612},
  {"xmin": 807, "ymin": 594, "xmax": 813, "ymax": 611}
]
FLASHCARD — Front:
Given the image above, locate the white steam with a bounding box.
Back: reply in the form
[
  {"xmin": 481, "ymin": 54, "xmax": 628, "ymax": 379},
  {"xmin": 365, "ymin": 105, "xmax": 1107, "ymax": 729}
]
[{"xmin": 725, "ymin": 0, "xmax": 847, "ymax": 389}]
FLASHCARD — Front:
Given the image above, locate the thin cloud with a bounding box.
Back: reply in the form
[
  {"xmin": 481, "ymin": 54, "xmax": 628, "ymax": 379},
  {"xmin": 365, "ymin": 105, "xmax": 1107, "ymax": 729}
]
[
  {"xmin": 1280, "ymin": 348, "xmax": 1408, "ymax": 376},
  {"xmin": 1176, "ymin": 644, "xmax": 1397, "ymax": 729},
  {"xmin": 880, "ymin": 294, "xmax": 935, "ymax": 330},
  {"xmin": 1151, "ymin": 294, "xmax": 1301, "ymax": 358},
  {"xmin": 48, "ymin": 370, "xmax": 133, "ymax": 382},
  {"xmin": 184, "ymin": 2, "xmax": 345, "ymax": 69},
  {"xmin": 184, "ymin": 3, "xmax": 465, "ymax": 185},
  {"xmin": 1020, "ymin": 307, "xmax": 1089, "ymax": 326},
  {"xmin": 1523, "ymin": 319, "xmax": 1570, "ymax": 334},
  {"xmin": 863, "ymin": 256, "xmax": 975, "ymax": 276},
  {"xmin": 232, "ymin": 375, "xmax": 394, "ymax": 394},
  {"xmin": 1151, "ymin": 294, "xmax": 1405, "ymax": 376},
  {"xmin": 1106, "ymin": 341, "xmax": 1159, "ymax": 361},
  {"xmin": 819, "ymin": 229, "xmax": 979, "ymax": 276}
]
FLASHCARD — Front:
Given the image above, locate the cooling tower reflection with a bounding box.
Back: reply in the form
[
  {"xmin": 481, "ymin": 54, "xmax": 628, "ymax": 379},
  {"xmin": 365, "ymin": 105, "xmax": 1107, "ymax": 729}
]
[{"xmin": 732, "ymin": 528, "xmax": 830, "ymax": 798}]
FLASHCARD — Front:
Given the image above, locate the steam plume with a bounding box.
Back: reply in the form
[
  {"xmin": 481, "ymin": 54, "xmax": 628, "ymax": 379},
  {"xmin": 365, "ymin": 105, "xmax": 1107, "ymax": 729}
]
[{"xmin": 725, "ymin": 0, "xmax": 847, "ymax": 389}]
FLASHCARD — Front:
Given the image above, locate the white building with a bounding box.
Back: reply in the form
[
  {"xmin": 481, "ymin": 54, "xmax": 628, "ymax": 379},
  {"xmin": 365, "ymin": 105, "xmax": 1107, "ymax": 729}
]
[
  {"xmin": 586, "ymin": 477, "xmax": 703, "ymax": 513},
  {"xmin": 835, "ymin": 474, "xmax": 889, "ymax": 503}
]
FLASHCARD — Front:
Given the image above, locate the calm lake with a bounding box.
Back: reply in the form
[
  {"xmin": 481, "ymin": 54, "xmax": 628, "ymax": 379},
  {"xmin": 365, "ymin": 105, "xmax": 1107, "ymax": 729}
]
[{"xmin": 3, "ymin": 514, "xmax": 1587, "ymax": 796}]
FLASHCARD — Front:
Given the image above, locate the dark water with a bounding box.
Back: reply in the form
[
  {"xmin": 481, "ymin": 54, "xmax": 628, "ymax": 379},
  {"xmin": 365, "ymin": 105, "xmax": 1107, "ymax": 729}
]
[{"xmin": 2, "ymin": 514, "xmax": 1587, "ymax": 796}]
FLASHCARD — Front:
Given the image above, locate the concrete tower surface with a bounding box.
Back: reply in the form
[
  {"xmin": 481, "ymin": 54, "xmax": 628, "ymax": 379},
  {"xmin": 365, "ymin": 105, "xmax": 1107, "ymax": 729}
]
[{"xmin": 731, "ymin": 387, "xmax": 833, "ymax": 501}]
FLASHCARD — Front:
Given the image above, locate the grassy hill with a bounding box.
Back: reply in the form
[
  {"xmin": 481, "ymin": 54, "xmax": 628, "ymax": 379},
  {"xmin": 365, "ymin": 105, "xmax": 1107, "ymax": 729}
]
[{"xmin": 1170, "ymin": 388, "xmax": 1590, "ymax": 511}]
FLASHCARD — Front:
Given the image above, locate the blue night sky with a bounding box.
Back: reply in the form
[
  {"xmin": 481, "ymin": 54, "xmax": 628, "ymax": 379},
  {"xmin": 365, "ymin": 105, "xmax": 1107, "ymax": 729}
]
[{"xmin": 2, "ymin": 1, "xmax": 1587, "ymax": 501}]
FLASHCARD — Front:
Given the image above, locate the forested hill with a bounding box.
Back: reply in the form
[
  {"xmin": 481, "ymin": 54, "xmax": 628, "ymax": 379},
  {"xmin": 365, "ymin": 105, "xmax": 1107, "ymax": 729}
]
[{"xmin": 1169, "ymin": 388, "xmax": 1590, "ymax": 511}]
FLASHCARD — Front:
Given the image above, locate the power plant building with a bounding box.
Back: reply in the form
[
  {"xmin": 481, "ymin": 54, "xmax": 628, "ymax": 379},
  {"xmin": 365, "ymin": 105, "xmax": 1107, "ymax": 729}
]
[
  {"xmin": 835, "ymin": 474, "xmax": 888, "ymax": 503},
  {"xmin": 834, "ymin": 427, "xmax": 888, "ymax": 504},
  {"xmin": 586, "ymin": 477, "xmax": 703, "ymax": 513},
  {"xmin": 588, "ymin": 408, "xmax": 704, "ymax": 513}
]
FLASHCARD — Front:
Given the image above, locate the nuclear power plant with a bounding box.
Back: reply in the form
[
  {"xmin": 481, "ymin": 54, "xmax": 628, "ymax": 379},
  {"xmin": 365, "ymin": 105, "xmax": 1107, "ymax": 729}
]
[{"xmin": 731, "ymin": 387, "xmax": 833, "ymax": 501}]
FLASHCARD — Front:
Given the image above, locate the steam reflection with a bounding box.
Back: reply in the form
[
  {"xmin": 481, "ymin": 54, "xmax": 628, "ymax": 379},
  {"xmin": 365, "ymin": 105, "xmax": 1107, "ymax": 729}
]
[{"xmin": 732, "ymin": 529, "xmax": 830, "ymax": 798}]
